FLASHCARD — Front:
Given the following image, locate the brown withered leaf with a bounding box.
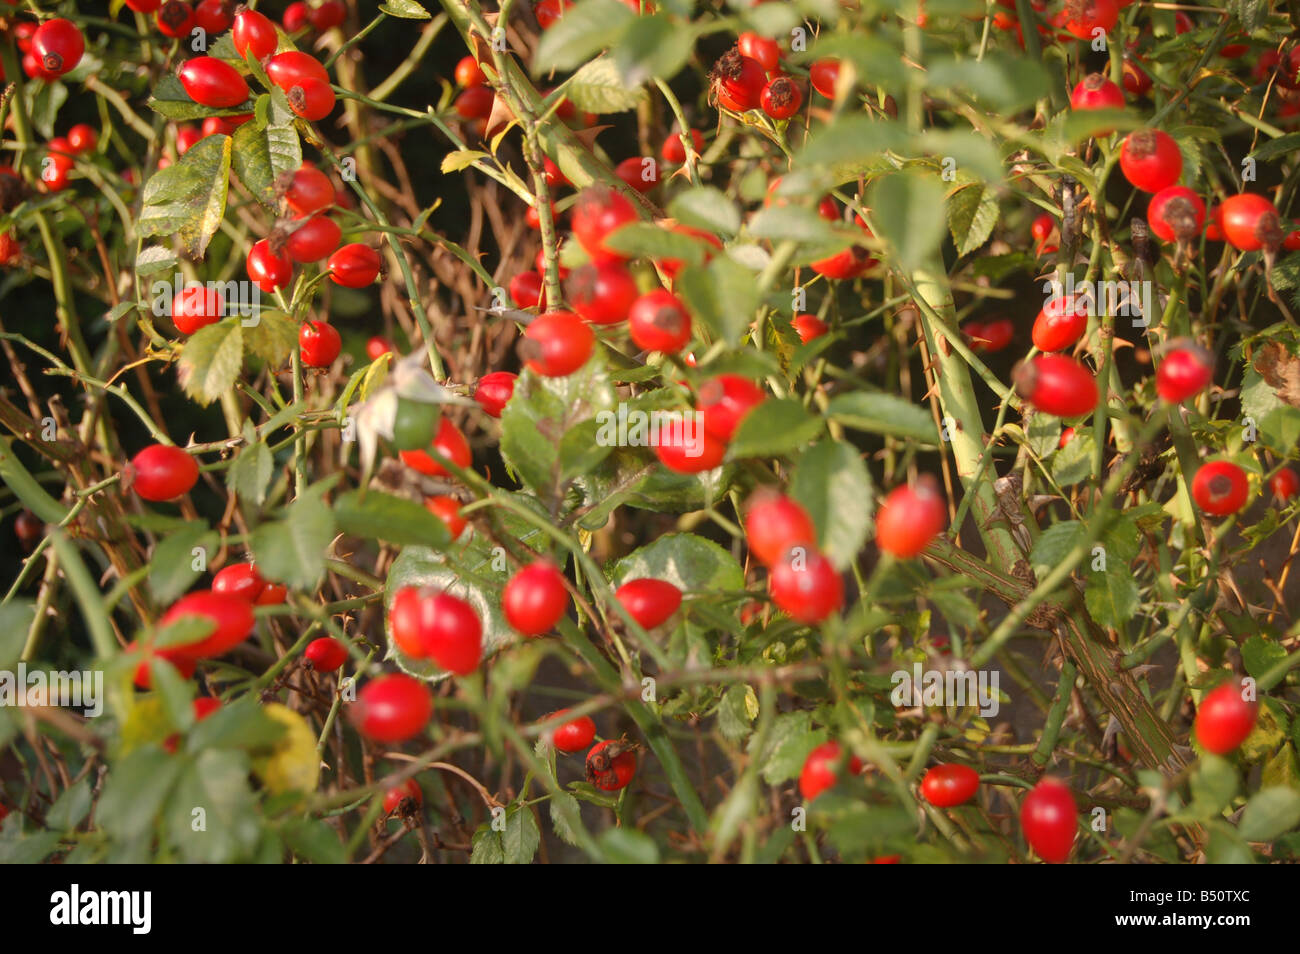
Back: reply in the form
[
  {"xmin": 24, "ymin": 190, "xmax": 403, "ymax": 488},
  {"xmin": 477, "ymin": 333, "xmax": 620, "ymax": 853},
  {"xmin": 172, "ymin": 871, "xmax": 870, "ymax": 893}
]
[{"xmin": 1253, "ymin": 341, "xmax": 1300, "ymax": 408}]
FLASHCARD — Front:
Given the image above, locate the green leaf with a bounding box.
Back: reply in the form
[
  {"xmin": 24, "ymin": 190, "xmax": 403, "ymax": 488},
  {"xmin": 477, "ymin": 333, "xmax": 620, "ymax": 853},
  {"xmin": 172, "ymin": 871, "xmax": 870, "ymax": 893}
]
[
  {"xmin": 282, "ymin": 818, "xmax": 346, "ymax": 863},
  {"xmin": 718, "ymin": 684, "xmax": 759, "ymax": 740},
  {"xmin": 1051, "ymin": 431, "xmax": 1095, "ymax": 485},
  {"xmin": 150, "ymin": 522, "xmax": 219, "ymax": 604},
  {"xmin": 824, "ymin": 391, "xmax": 937, "ymax": 441},
  {"xmin": 533, "ymin": 0, "xmax": 635, "ymax": 74},
  {"xmin": 549, "ymin": 792, "xmax": 583, "ymax": 847},
  {"xmin": 167, "ymin": 749, "xmax": 261, "ymax": 863},
  {"xmin": 98, "ymin": 745, "xmax": 186, "ymax": 843},
  {"xmin": 135, "ymin": 244, "xmax": 180, "ymax": 277},
  {"xmin": 603, "ymin": 222, "xmax": 705, "ymax": 263},
  {"xmin": 1025, "ymin": 412, "xmax": 1062, "ymax": 459},
  {"xmin": 728, "ymin": 398, "xmax": 824, "ymax": 459},
  {"xmin": 925, "ymin": 53, "xmax": 1050, "ymax": 111},
  {"xmin": 868, "ymin": 171, "xmax": 947, "ymax": 273},
  {"xmin": 1238, "ymin": 787, "xmax": 1300, "ymax": 841},
  {"xmin": 500, "ymin": 359, "xmax": 616, "ymax": 505},
  {"xmin": 597, "ymin": 826, "xmax": 659, "ymax": 863},
  {"xmin": 920, "ymin": 131, "xmax": 1005, "ymax": 185},
  {"xmin": 177, "ymin": 320, "xmax": 244, "ymax": 406},
  {"xmin": 667, "ymin": 187, "xmax": 739, "ymax": 237},
  {"xmin": 1084, "ymin": 565, "xmax": 1139, "ymax": 630},
  {"xmin": 1206, "ymin": 821, "xmax": 1255, "ymax": 863},
  {"xmin": 1259, "ymin": 406, "xmax": 1300, "ymax": 453},
  {"xmin": 946, "ymin": 183, "xmax": 999, "ymax": 257},
  {"xmin": 749, "ymin": 204, "xmax": 842, "ymax": 244},
  {"xmin": 250, "ymin": 480, "xmax": 337, "ymax": 588},
  {"xmin": 138, "ymin": 132, "xmax": 232, "ymax": 259},
  {"xmin": 565, "ymin": 56, "xmax": 646, "ymax": 113},
  {"xmin": 333, "ymin": 489, "xmax": 451, "ymax": 548},
  {"xmin": 242, "ymin": 309, "xmax": 298, "ymax": 368},
  {"xmin": 795, "ymin": 116, "xmax": 907, "ymax": 178},
  {"xmin": 187, "ymin": 698, "xmax": 287, "ymax": 752},
  {"xmin": 45, "ymin": 780, "xmax": 92, "ymax": 831},
  {"xmin": 230, "ymin": 100, "xmax": 302, "ymax": 209},
  {"xmin": 1029, "ymin": 520, "xmax": 1084, "ymax": 577},
  {"xmin": 227, "ymin": 438, "xmax": 274, "ymax": 508},
  {"xmin": 0, "ymin": 602, "xmax": 35, "ymax": 669},
  {"xmin": 1243, "ymin": 636, "xmax": 1288, "ymax": 682},
  {"xmin": 749, "ymin": 711, "xmax": 824, "ymax": 785},
  {"xmin": 674, "ymin": 256, "xmax": 757, "ymax": 347},
  {"xmin": 610, "ymin": 531, "xmax": 744, "ymax": 593},
  {"xmin": 1252, "ymin": 132, "xmax": 1300, "ymax": 163},
  {"xmin": 470, "ymin": 805, "xmax": 541, "ymax": 864},
  {"xmin": 380, "ymin": 0, "xmax": 431, "ymax": 17},
  {"xmin": 804, "ymin": 32, "xmax": 908, "ymax": 89},
  {"xmin": 611, "ymin": 13, "xmax": 696, "ymax": 86},
  {"xmin": 790, "ymin": 439, "xmax": 874, "ymax": 570}
]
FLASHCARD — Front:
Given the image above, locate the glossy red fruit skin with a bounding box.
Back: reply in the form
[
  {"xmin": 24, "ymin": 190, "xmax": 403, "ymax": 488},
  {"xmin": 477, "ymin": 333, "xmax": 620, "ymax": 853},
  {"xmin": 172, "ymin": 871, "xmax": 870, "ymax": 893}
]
[
  {"xmin": 920, "ymin": 764, "xmax": 980, "ymax": 807},
  {"xmin": 809, "ymin": 58, "xmax": 841, "ymax": 98},
  {"xmin": 1155, "ymin": 342, "xmax": 1213, "ymax": 402},
  {"xmin": 304, "ymin": 636, "xmax": 348, "ymax": 672},
  {"xmin": 473, "ymin": 371, "xmax": 517, "ymax": 418},
  {"xmin": 615, "ymin": 578, "xmax": 682, "ymax": 630},
  {"xmin": 156, "ymin": 1, "xmax": 197, "ymax": 38},
  {"xmin": 799, "ymin": 741, "xmax": 862, "ymax": 800},
  {"xmin": 661, "ymin": 128, "xmax": 703, "ymax": 164},
  {"xmin": 161, "ymin": 590, "xmax": 257, "ymax": 659},
  {"xmin": 1031, "ymin": 293, "xmax": 1090, "ymax": 353},
  {"xmin": 307, "ymin": 0, "xmax": 345, "ymax": 30},
  {"xmin": 654, "ymin": 419, "xmax": 726, "ymax": 473},
  {"xmin": 1070, "ymin": 72, "xmax": 1124, "ymax": 111},
  {"xmin": 629, "ymin": 289, "xmax": 692, "ymax": 353},
  {"xmin": 713, "ymin": 50, "xmax": 766, "ymax": 111},
  {"xmin": 327, "ymin": 243, "xmax": 382, "ymax": 287},
  {"xmin": 1121, "ymin": 54, "xmax": 1152, "ymax": 96},
  {"xmin": 1218, "ymin": 193, "xmax": 1281, "ymax": 252},
  {"xmin": 810, "ymin": 245, "xmax": 874, "ymax": 281},
  {"xmin": 195, "ymin": 0, "xmax": 234, "ymax": 34},
  {"xmin": 792, "ymin": 313, "xmax": 829, "ymax": 343},
  {"xmin": 571, "ymin": 187, "xmax": 639, "ymax": 264},
  {"xmin": 233, "ymin": 8, "xmax": 278, "ymax": 60},
  {"xmin": 132, "ymin": 641, "xmax": 198, "ymax": 690},
  {"xmin": 1031, "ymin": 213, "xmax": 1054, "ymax": 242},
  {"xmin": 1194, "ymin": 679, "xmax": 1259, "ymax": 754},
  {"xmin": 615, "ymin": 156, "xmax": 658, "ymax": 193},
  {"xmin": 1020, "ymin": 777, "xmax": 1077, "ymax": 863},
  {"xmin": 179, "ymin": 57, "xmax": 250, "ymax": 109},
  {"xmin": 352, "ymin": 674, "xmax": 433, "ymax": 743},
  {"xmin": 585, "ymin": 739, "xmax": 637, "ymax": 791},
  {"xmin": 126, "ymin": 0, "xmax": 164, "ymax": 10},
  {"xmin": 1147, "ymin": 186, "xmax": 1207, "ymax": 243},
  {"xmin": 454, "ymin": 55, "xmax": 487, "ymax": 87},
  {"xmin": 1062, "ymin": 0, "xmax": 1118, "ymax": 39},
  {"xmin": 1119, "ymin": 130, "xmax": 1183, "ymax": 193},
  {"xmin": 423, "ymin": 495, "xmax": 467, "ymax": 539},
  {"xmin": 267, "ymin": 50, "xmax": 328, "ymax": 94},
  {"xmin": 1015, "ymin": 355, "xmax": 1099, "ymax": 418},
  {"xmin": 769, "ymin": 546, "xmax": 843, "ymax": 623},
  {"xmin": 965, "ymin": 318, "xmax": 1013, "ymax": 352},
  {"xmin": 1191, "ymin": 460, "xmax": 1250, "ymax": 516},
  {"xmin": 509, "ymin": 270, "xmax": 544, "ymax": 308},
  {"xmin": 287, "ymin": 77, "xmax": 336, "ymax": 121},
  {"xmin": 658, "ymin": 225, "xmax": 723, "ymax": 279},
  {"xmin": 66, "ymin": 124, "xmax": 97, "ymax": 154},
  {"xmin": 365, "ymin": 337, "xmax": 394, "ymax": 361},
  {"xmin": 454, "ymin": 86, "xmax": 494, "ymax": 120},
  {"xmin": 282, "ymin": 1, "xmax": 309, "ymax": 31},
  {"xmin": 737, "ymin": 31, "xmax": 780, "ymax": 72},
  {"xmin": 125, "ymin": 444, "xmax": 199, "ymax": 502},
  {"xmin": 382, "ymin": 778, "xmax": 423, "ymax": 814},
  {"xmin": 33, "ymin": 19, "xmax": 84, "ymax": 78},
  {"xmin": 174, "ymin": 124, "xmax": 202, "ymax": 156},
  {"xmin": 299, "ymin": 319, "xmax": 341, "ymax": 368},
  {"xmin": 875, "ymin": 476, "xmax": 947, "ymax": 558},
  {"xmin": 400, "ymin": 417, "xmax": 472, "ymax": 477},
  {"xmin": 548, "ymin": 710, "xmax": 596, "ymax": 754},
  {"xmin": 760, "ymin": 76, "xmax": 802, "ymax": 120},
  {"xmin": 523, "ymin": 310, "xmax": 594, "ymax": 377},
  {"xmin": 1270, "ymin": 468, "xmax": 1300, "ymax": 501},
  {"xmin": 285, "ymin": 215, "xmax": 341, "ymax": 263},
  {"xmin": 503, "ymin": 561, "xmax": 570, "ymax": 636},
  {"xmin": 247, "ymin": 239, "xmax": 293, "ymax": 292},
  {"xmin": 283, "ymin": 164, "xmax": 334, "ymax": 216},
  {"xmin": 745, "ymin": 491, "xmax": 816, "ymax": 567},
  {"xmin": 534, "ymin": 0, "xmax": 573, "ymax": 29},
  {"xmin": 212, "ymin": 562, "xmax": 265, "ymax": 602},
  {"xmin": 172, "ymin": 284, "xmax": 223, "ymax": 335},
  {"xmin": 566, "ymin": 263, "xmax": 638, "ymax": 325},
  {"xmin": 697, "ymin": 375, "xmax": 765, "ymax": 441}
]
